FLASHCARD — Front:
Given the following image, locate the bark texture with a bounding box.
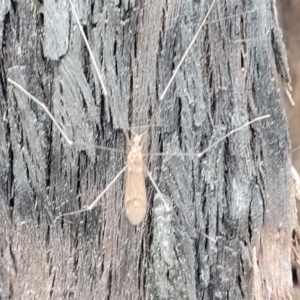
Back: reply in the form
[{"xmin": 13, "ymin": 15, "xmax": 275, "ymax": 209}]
[
  {"xmin": 277, "ymin": 0, "xmax": 300, "ymax": 174},
  {"xmin": 0, "ymin": 0, "xmax": 294, "ymax": 299}
]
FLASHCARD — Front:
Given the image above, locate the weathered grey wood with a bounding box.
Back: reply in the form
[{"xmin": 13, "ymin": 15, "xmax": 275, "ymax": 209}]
[{"xmin": 0, "ymin": 0, "xmax": 294, "ymax": 299}]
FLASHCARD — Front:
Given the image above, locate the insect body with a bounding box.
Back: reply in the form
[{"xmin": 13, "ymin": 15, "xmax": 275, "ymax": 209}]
[
  {"xmin": 125, "ymin": 134, "xmax": 147, "ymax": 224},
  {"xmin": 7, "ymin": 0, "xmax": 269, "ymax": 225}
]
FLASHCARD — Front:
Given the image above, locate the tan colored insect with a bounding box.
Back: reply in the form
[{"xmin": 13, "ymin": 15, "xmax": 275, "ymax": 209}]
[
  {"xmin": 7, "ymin": 0, "xmax": 269, "ymax": 225},
  {"xmin": 125, "ymin": 134, "xmax": 148, "ymax": 224}
]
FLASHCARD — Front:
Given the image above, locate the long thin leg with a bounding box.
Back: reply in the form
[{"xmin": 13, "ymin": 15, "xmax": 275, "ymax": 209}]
[
  {"xmin": 7, "ymin": 78, "xmax": 125, "ymax": 154},
  {"xmin": 68, "ymin": 0, "xmax": 216, "ymax": 140},
  {"xmin": 54, "ymin": 165, "xmax": 127, "ymax": 222},
  {"xmin": 68, "ymin": 0, "xmax": 130, "ymax": 143},
  {"xmin": 145, "ymin": 0, "xmax": 217, "ymax": 137},
  {"xmin": 145, "ymin": 114, "xmax": 270, "ymax": 158},
  {"xmin": 146, "ymin": 169, "xmax": 172, "ymax": 213},
  {"xmin": 159, "ymin": 0, "xmax": 216, "ymax": 102},
  {"xmin": 147, "ymin": 170, "xmax": 216, "ymax": 242},
  {"xmin": 196, "ymin": 114, "xmax": 270, "ymax": 158}
]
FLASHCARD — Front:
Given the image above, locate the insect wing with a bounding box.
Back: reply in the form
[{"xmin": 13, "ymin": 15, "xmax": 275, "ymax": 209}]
[{"xmin": 125, "ymin": 164, "xmax": 147, "ymax": 225}]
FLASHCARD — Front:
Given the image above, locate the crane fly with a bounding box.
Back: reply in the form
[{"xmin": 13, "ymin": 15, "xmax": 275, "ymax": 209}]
[{"xmin": 7, "ymin": 0, "xmax": 269, "ymax": 225}]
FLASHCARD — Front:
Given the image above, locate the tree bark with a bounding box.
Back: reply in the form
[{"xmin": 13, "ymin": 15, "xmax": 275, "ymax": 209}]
[
  {"xmin": 277, "ymin": 0, "xmax": 300, "ymax": 174},
  {"xmin": 0, "ymin": 0, "xmax": 294, "ymax": 299}
]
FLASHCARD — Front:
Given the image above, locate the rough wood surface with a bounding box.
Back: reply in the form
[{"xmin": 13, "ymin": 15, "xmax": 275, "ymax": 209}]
[
  {"xmin": 0, "ymin": 0, "xmax": 294, "ymax": 299},
  {"xmin": 277, "ymin": 0, "xmax": 300, "ymax": 174}
]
